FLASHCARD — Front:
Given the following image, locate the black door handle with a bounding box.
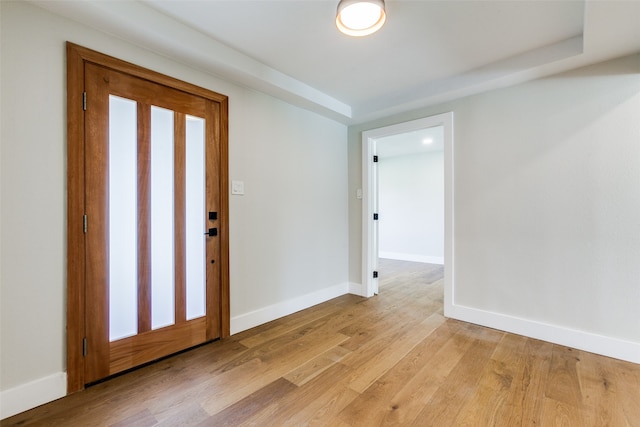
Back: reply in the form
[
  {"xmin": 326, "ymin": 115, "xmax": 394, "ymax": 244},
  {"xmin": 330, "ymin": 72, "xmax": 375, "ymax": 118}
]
[{"xmin": 204, "ymin": 228, "xmax": 218, "ymax": 237}]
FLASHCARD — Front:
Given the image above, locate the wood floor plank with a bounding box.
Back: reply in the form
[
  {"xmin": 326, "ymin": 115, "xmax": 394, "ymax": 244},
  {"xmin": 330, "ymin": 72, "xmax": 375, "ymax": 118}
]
[
  {"xmin": 117, "ymin": 340, "xmax": 251, "ymax": 422},
  {"xmin": 203, "ymin": 378, "xmax": 297, "ymax": 426},
  {"xmin": 578, "ymin": 349, "xmax": 628, "ymax": 426},
  {"xmin": 408, "ymin": 326, "xmax": 503, "ymax": 426},
  {"xmin": 280, "ymin": 385, "xmax": 360, "ymax": 427},
  {"xmin": 304, "ymin": 386, "xmax": 361, "ymax": 427},
  {"xmin": 453, "ymin": 333, "xmax": 526, "ymax": 426},
  {"xmin": 540, "ymin": 396, "xmax": 585, "ymax": 427},
  {"xmin": 237, "ymin": 299, "xmax": 346, "ymax": 348},
  {"xmin": 336, "ymin": 319, "xmax": 465, "ymax": 426},
  {"xmin": 200, "ymin": 330, "xmax": 350, "ymax": 415},
  {"xmin": 545, "ymin": 345, "xmax": 585, "ymax": 409},
  {"xmin": 610, "ymin": 357, "xmax": 640, "ymax": 426},
  {"xmin": 344, "ymin": 313, "xmax": 446, "ymax": 393},
  {"xmin": 240, "ymin": 362, "xmax": 358, "ymax": 426},
  {"xmin": 283, "ymin": 345, "xmax": 351, "ymax": 386},
  {"xmin": 216, "ymin": 313, "xmax": 352, "ymax": 373},
  {"xmin": 109, "ymin": 408, "xmax": 157, "ymax": 427},
  {"xmin": 153, "ymin": 404, "xmax": 210, "ymax": 427},
  {"xmin": 493, "ymin": 337, "xmax": 554, "ymax": 426},
  {"xmin": 338, "ymin": 289, "xmax": 438, "ymax": 359}
]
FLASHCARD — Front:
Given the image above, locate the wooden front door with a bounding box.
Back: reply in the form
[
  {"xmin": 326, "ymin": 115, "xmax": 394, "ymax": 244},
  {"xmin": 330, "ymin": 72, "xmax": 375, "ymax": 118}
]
[{"xmin": 67, "ymin": 43, "xmax": 229, "ymax": 389}]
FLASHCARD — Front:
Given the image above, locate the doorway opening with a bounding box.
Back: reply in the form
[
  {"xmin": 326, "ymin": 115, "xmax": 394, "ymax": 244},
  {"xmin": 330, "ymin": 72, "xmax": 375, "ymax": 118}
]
[
  {"xmin": 361, "ymin": 113, "xmax": 454, "ymax": 314},
  {"xmin": 376, "ymin": 127, "xmax": 445, "ymax": 295}
]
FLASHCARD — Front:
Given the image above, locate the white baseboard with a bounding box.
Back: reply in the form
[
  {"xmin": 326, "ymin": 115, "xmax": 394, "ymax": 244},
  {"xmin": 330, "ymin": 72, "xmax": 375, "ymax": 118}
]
[
  {"xmin": 446, "ymin": 303, "xmax": 640, "ymax": 364},
  {"xmin": 230, "ymin": 282, "xmax": 349, "ymax": 335},
  {"xmin": 379, "ymin": 251, "xmax": 444, "ymax": 265},
  {"xmin": 348, "ymin": 282, "xmax": 366, "ymax": 297},
  {"xmin": 0, "ymin": 372, "xmax": 67, "ymax": 420}
]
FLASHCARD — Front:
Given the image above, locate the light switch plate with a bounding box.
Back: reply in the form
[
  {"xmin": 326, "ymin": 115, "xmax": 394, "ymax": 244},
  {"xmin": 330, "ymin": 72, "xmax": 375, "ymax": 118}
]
[{"xmin": 231, "ymin": 180, "xmax": 245, "ymax": 195}]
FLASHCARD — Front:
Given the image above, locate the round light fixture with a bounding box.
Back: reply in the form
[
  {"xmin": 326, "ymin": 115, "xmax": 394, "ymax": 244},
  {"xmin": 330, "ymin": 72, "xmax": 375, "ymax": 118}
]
[{"xmin": 336, "ymin": 0, "xmax": 386, "ymax": 37}]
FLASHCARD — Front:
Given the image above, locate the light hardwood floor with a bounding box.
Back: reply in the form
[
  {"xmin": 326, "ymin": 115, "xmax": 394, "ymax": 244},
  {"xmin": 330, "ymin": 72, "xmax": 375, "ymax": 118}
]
[{"xmin": 3, "ymin": 259, "xmax": 639, "ymax": 426}]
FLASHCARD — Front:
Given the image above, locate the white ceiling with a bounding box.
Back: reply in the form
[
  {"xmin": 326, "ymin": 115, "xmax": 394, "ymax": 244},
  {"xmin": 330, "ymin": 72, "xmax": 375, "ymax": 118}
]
[{"xmin": 32, "ymin": 0, "xmax": 640, "ymax": 124}]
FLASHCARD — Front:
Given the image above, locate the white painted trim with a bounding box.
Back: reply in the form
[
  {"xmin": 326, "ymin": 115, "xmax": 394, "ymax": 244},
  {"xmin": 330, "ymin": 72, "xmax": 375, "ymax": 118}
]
[
  {"xmin": 230, "ymin": 282, "xmax": 349, "ymax": 335},
  {"xmin": 362, "ymin": 112, "xmax": 454, "ymax": 299},
  {"xmin": 0, "ymin": 372, "xmax": 67, "ymax": 420},
  {"xmin": 362, "ymin": 130, "xmax": 377, "ymax": 297},
  {"xmin": 442, "ymin": 113, "xmax": 455, "ymax": 315},
  {"xmin": 348, "ymin": 282, "xmax": 366, "ymax": 297},
  {"xmin": 448, "ymin": 303, "xmax": 640, "ymax": 364},
  {"xmin": 379, "ymin": 252, "xmax": 444, "ymax": 265}
]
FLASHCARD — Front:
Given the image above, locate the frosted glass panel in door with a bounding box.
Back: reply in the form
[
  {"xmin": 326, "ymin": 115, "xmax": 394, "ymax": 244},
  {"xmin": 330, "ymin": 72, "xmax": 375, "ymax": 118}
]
[
  {"xmin": 151, "ymin": 106, "xmax": 175, "ymax": 330},
  {"xmin": 109, "ymin": 95, "xmax": 138, "ymax": 341},
  {"xmin": 185, "ymin": 115, "xmax": 206, "ymax": 320}
]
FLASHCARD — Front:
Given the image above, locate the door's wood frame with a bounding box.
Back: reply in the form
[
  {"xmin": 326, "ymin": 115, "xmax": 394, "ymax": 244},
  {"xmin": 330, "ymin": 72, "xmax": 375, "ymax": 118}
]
[{"xmin": 66, "ymin": 42, "xmax": 230, "ymax": 393}]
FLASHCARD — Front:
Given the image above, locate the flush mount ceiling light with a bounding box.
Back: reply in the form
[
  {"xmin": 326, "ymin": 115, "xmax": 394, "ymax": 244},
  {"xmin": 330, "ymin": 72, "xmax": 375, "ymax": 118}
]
[{"xmin": 336, "ymin": 0, "xmax": 386, "ymax": 37}]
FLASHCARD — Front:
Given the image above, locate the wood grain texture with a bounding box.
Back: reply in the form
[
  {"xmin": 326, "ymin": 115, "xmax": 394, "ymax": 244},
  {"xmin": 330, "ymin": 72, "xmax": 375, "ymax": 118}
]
[
  {"xmin": 109, "ymin": 318, "xmax": 208, "ymax": 375},
  {"xmin": 65, "ymin": 41, "xmax": 88, "ymax": 393},
  {"xmin": 67, "ymin": 43, "xmax": 228, "ymax": 103},
  {"xmin": 84, "ymin": 62, "xmax": 112, "ymax": 384},
  {"xmin": 205, "ymin": 100, "xmax": 221, "ymax": 341},
  {"xmin": 6, "ymin": 259, "xmax": 639, "ymax": 426},
  {"xmin": 217, "ymin": 97, "xmax": 231, "ymax": 339},
  {"xmin": 137, "ymin": 103, "xmax": 152, "ymax": 334},
  {"xmin": 174, "ymin": 112, "xmax": 187, "ymax": 324}
]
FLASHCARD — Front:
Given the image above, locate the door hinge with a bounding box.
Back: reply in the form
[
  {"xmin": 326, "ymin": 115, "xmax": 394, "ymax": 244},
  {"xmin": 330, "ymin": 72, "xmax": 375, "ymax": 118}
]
[
  {"xmin": 82, "ymin": 92, "xmax": 87, "ymax": 111},
  {"xmin": 373, "ymin": 155, "xmax": 378, "ymax": 163},
  {"xmin": 373, "ymin": 213, "xmax": 379, "ymax": 220},
  {"xmin": 83, "ymin": 214, "xmax": 88, "ymax": 233},
  {"xmin": 373, "ymin": 271, "xmax": 378, "ymax": 278},
  {"xmin": 82, "ymin": 338, "xmax": 87, "ymax": 357}
]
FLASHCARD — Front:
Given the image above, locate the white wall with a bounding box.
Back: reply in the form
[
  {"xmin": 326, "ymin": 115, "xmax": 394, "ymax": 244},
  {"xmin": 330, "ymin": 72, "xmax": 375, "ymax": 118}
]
[
  {"xmin": 378, "ymin": 151, "xmax": 444, "ymax": 264},
  {"xmin": 349, "ymin": 54, "xmax": 640, "ymax": 361},
  {"xmin": 0, "ymin": 1, "xmax": 348, "ymax": 418}
]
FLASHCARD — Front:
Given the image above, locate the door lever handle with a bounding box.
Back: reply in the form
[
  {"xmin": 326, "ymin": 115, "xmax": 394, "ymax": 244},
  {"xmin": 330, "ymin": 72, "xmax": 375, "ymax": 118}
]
[{"xmin": 204, "ymin": 228, "xmax": 218, "ymax": 237}]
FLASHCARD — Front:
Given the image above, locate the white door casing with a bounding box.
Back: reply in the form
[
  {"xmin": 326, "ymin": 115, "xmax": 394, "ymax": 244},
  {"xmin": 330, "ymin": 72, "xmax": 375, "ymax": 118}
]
[{"xmin": 361, "ymin": 112, "xmax": 454, "ymax": 315}]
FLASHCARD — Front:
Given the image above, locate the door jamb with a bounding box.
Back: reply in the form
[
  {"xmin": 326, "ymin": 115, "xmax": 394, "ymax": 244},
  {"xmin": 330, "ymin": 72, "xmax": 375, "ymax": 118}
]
[
  {"xmin": 361, "ymin": 112, "xmax": 455, "ymax": 303},
  {"xmin": 66, "ymin": 42, "xmax": 230, "ymax": 393}
]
